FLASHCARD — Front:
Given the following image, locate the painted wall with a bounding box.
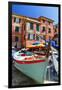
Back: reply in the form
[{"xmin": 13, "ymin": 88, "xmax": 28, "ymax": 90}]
[
  {"xmin": 12, "ymin": 16, "xmax": 22, "ymax": 48},
  {"xmin": 12, "ymin": 15, "xmax": 55, "ymax": 48}
]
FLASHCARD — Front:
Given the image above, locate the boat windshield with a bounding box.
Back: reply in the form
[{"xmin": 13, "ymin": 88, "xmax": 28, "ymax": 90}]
[
  {"xmin": 21, "ymin": 51, "xmax": 34, "ymax": 56},
  {"xmin": 32, "ymin": 42, "xmax": 40, "ymax": 45}
]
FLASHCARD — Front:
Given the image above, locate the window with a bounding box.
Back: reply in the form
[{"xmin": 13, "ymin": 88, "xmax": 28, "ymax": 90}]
[
  {"xmin": 40, "ymin": 36, "xmax": 43, "ymax": 39},
  {"xmin": 30, "ymin": 23, "xmax": 33, "ymax": 29},
  {"xmin": 15, "ymin": 36, "xmax": 19, "ymax": 42},
  {"xmin": 14, "ymin": 17, "xmax": 16, "ymax": 22},
  {"xmin": 36, "ymin": 24, "xmax": 39, "ymax": 31},
  {"xmin": 33, "ymin": 34, "xmax": 35, "ymax": 40},
  {"xmin": 43, "ymin": 20, "xmax": 45, "ymax": 23},
  {"xmin": 14, "ymin": 17, "xmax": 21, "ymax": 23},
  {"xmin": 15, "ymin": 26, "xmax": 19, "ymax": 32},
  {"xmin": 16, "ymin": 18, "xmax": 19, "ymax": 23},
  {"xmin": 55, "ymin": 29, "xmax": 57, "ymax": 32},
  {"xmin": 28, "ymin": 34, "xmax": 35, "ymax": 40},
  {"xmin": 43, "ymin": 35, "xmax": 46, "ymax": 40},
  {"xmin": 19, "ymin": 19, "xmax": 21, "ymax": 23},
  {"xmin": 48, "ymin": 21, "xmax": 51, "ymax": 25},
  {"xmin": 28, "ymin": 33, "xmax": 30, "ymax": 40},
  {"xmin": 24, "ymin": 35, "xmax": 25, "ymax": 40},
  {"xmin": 42, "ymin": 27, "xmax": 46, "ymax": 32},
  {"xmin": 48, "ymin": 28, "xmax": 51, "ymax": 33},
  {"xmin": 30, "ymin": 34, "xmax": 33, "ymax": 40},
  {"xmin": 36, "ymin": 35, "xmax": 39, "ymax": 40}
]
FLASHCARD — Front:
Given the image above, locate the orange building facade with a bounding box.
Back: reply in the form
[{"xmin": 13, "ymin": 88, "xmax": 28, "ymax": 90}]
[{"xmin": 12, "ymin": 14, "xmax": 57, "ymax": 48}]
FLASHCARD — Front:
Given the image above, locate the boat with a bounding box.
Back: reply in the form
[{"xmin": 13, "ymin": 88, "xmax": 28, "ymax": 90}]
[{"xmin": 13, "ymin": 49, "xmax": 48, "ymax": 84}]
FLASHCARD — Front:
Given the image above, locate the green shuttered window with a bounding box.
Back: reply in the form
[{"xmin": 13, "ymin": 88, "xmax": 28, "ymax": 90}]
[
  {"xmin": 15, "ymin": 26, "xmax": 19, "ymax": 32},
  {"xmin": 48, "ymin": 28, "xmax": 51, "ymax": 33},
  {"xmin": 15, "ymin": 36, "xmax": 19, "ymax": 42},
  {"xmin": 30, "ymin": 23, "xmax": 33, "ymax": 29},
  {"xmin": 14, "ymin": 17, "xmax": 21, "ymax": 23},
  {"xmin": 36, "ymin": 35, "xmax": 39, "ymax": 40},
  {"xmin": 36, "ymin": 24, "xmax": 39, "ymax": 31},
  {"xmin": 28, "ymin": 33, "xmax": 35, "ymax": 40},
  {"xmin": 42, "ymin": 27, "xmax": 46, "ymax": 32}
]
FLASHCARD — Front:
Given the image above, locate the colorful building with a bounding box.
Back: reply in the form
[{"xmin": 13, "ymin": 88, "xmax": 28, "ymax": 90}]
[
  {"xmin": 53, "ymin": 24, "xmax": 58, "ymax": 36},
  {"xmin": 12, "ymin": 14, "xmax": 55, "ymax": 48},
  {"xmin": 53, "ymin": 24, "xmax": 59, "ymax": 46}
]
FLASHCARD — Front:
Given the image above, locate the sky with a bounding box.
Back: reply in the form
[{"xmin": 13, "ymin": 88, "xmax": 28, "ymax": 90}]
[{"xmin": 12, "ymin": 4, "xmax": 59, "ymax": 24}]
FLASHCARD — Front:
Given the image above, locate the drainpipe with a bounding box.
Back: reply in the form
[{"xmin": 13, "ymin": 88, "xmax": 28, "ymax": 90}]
[{"xmin": 21, "ymin": 18, "xmax": 26, "ymax": 48}]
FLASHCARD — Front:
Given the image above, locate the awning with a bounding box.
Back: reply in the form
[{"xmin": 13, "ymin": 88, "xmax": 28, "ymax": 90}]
[{"xmin": 26, "ymin": 43, "xmax": 45, "ymax": 48}]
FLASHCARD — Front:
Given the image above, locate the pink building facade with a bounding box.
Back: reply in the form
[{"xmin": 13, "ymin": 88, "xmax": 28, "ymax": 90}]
[{"xmin": 12, "ymin": 14, "xmax": 56, "ymax": 48}]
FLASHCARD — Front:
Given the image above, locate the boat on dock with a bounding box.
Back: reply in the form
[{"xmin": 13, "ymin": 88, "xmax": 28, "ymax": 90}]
[{"xmin": 13, "ymin": 47, "xmax": 49, "ymax": 84}]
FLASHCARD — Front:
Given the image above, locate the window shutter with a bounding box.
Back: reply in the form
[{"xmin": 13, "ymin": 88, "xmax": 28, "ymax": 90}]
[
  {"xmin": 14, "ymin": 17, "xmax": 16, "ymax": 22},
  {"xmin": 28, "ymin": 33, "xmax": 30, "ymax": 40},
  {"xmin": 15, "ymin": 36, "xmax": 18, "ymax": 42},
  {"xmin": 42, "ymin": 27, "xmax": 45, "ymax": 32},
  {"xmin": 36, "ymin": 24, "xmax": 39, "ymax": 31},
  {"xmin": 33, "ymin": 34, "xmax": 35, "ymax": 40},
  {"xmin": 19, "ymin": 19, "xmax": 21, "ymax": 23},
  {"xmin": 30, "ymin": 23, "xmax": 33, "ymax": 29},
  {"xmin": 15, "ymin": 26, "xmax": 19, "ymax": 32}
]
